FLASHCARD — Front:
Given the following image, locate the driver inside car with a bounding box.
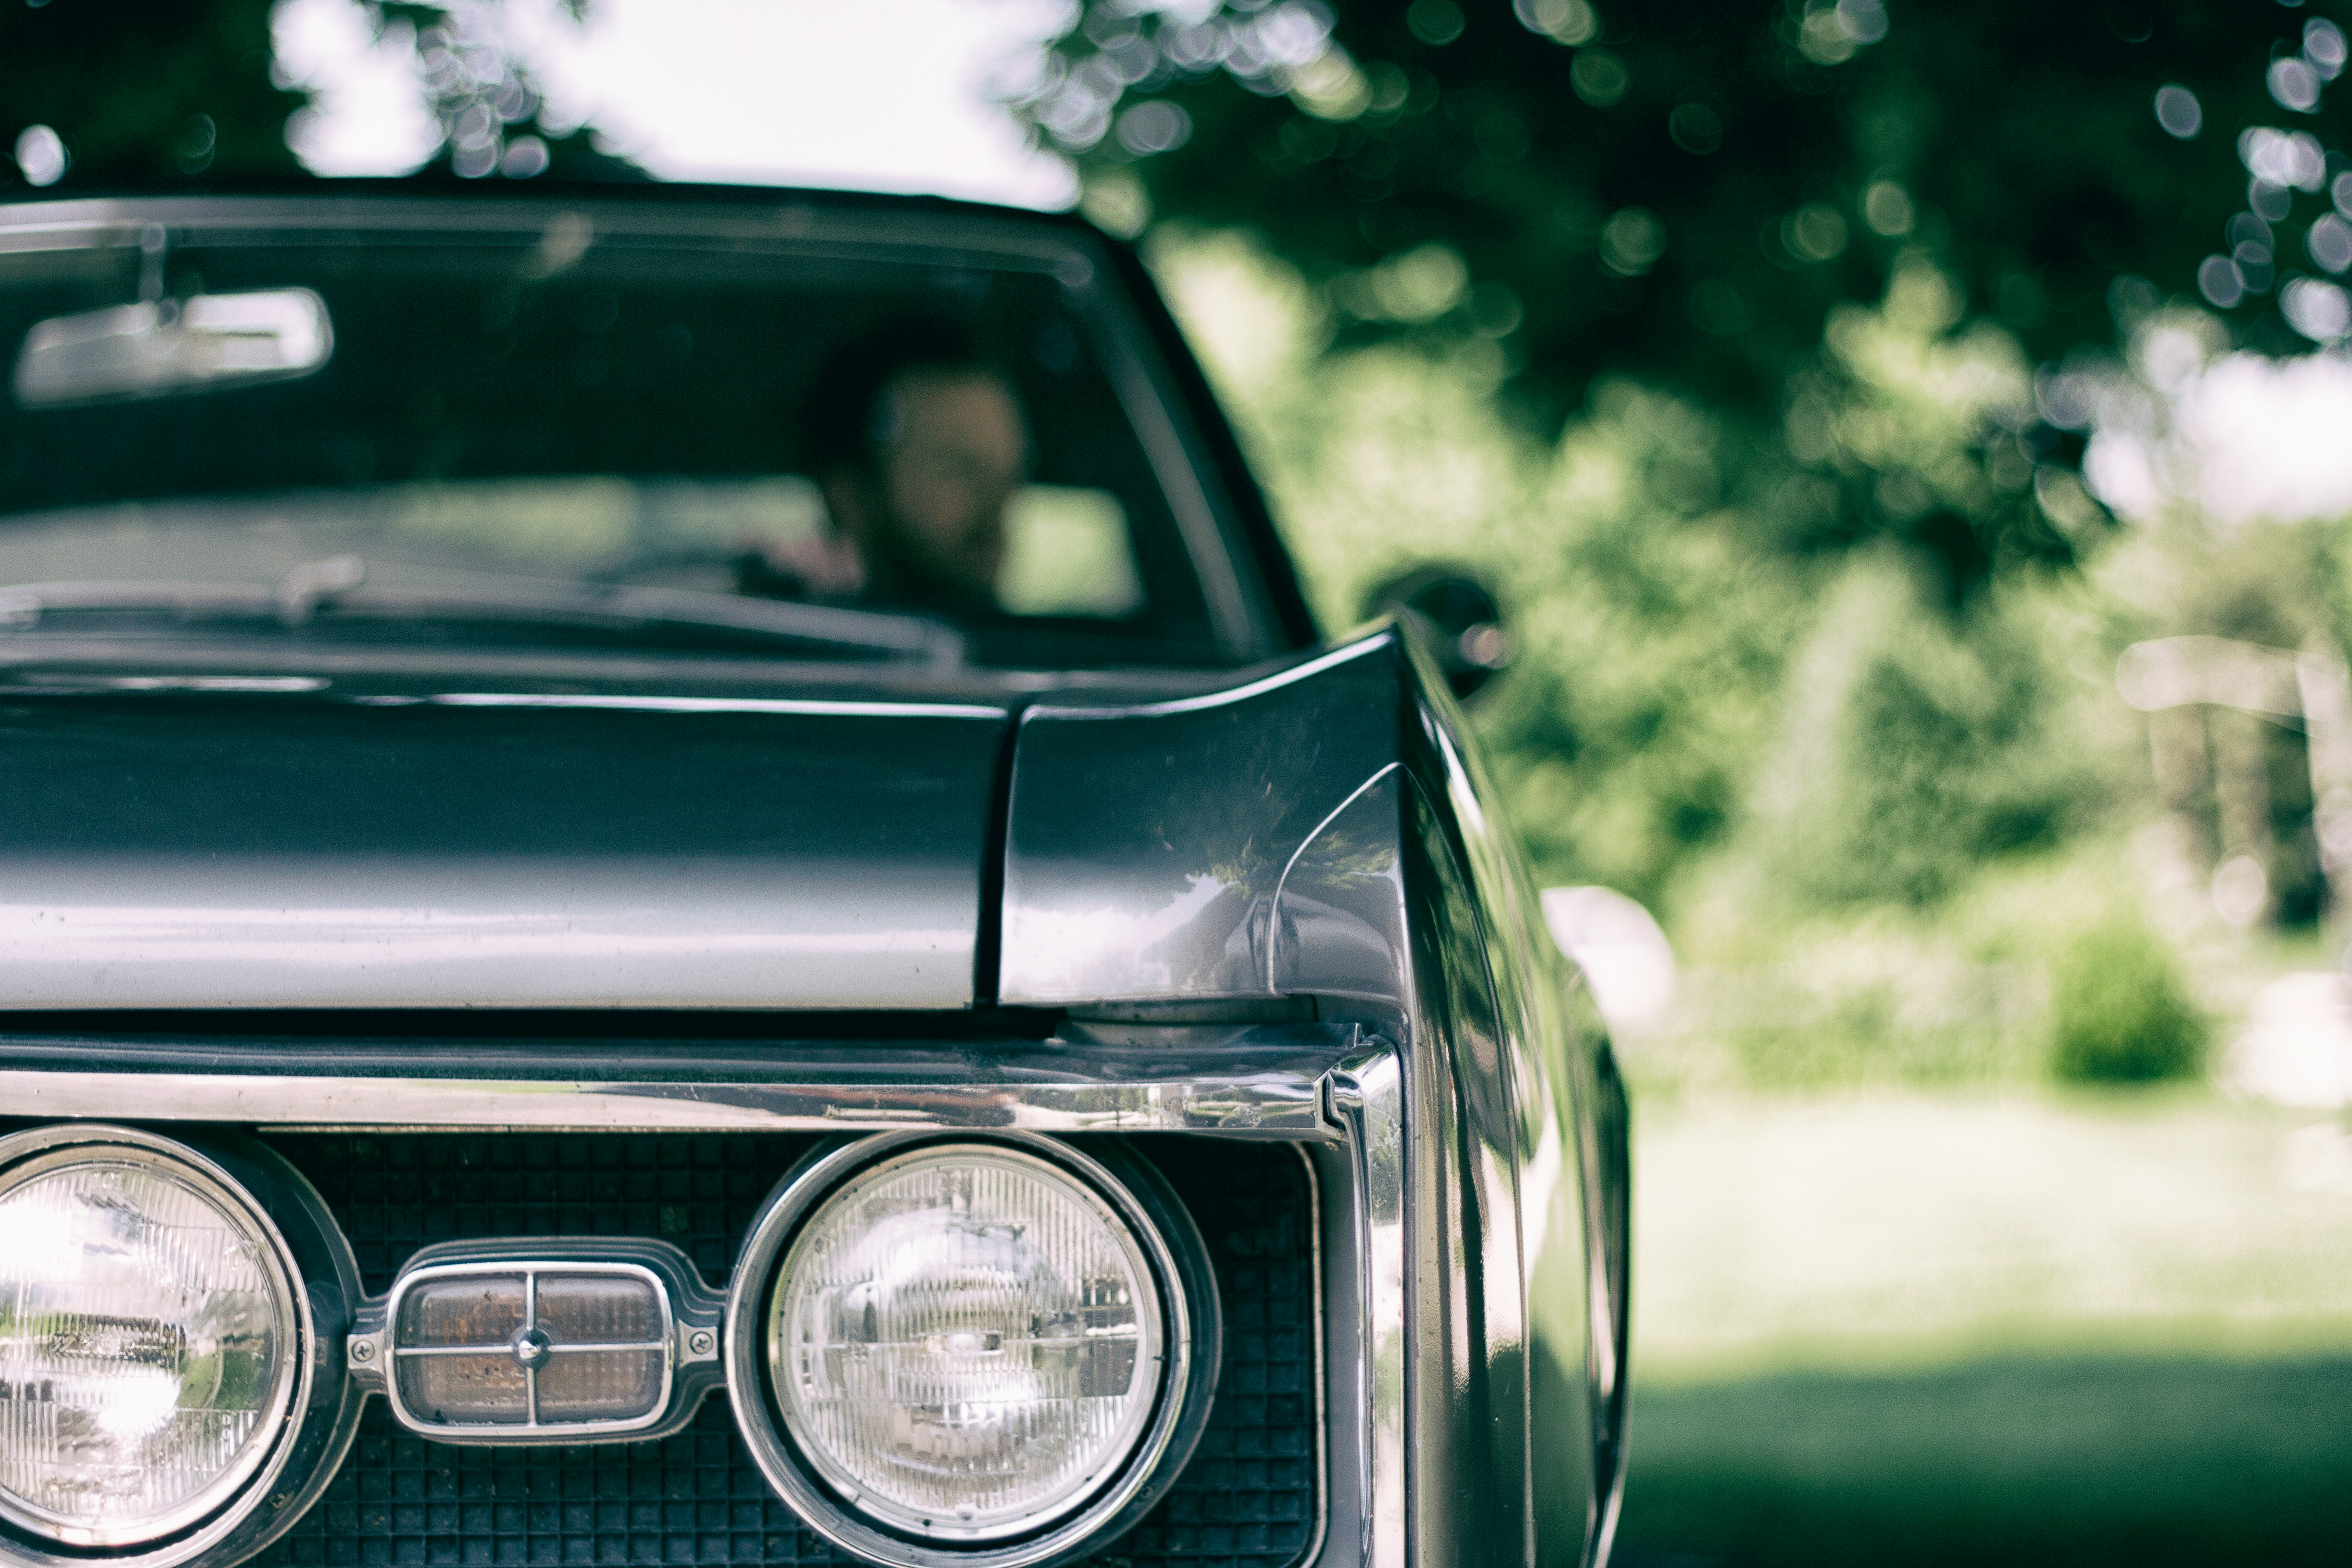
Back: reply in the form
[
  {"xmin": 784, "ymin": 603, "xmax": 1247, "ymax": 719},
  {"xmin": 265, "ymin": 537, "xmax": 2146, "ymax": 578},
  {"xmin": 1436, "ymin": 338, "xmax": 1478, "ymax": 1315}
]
[{"xmin": 738, "ymin": 320, "xmax": 1030, "ymax": 618}]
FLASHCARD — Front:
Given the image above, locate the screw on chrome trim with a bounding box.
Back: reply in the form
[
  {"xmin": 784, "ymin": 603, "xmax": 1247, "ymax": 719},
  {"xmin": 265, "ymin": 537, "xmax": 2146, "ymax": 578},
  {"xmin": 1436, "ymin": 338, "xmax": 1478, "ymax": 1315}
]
[
  {"xmin": 688, "ymin": 1330, "xmax": 715, "ymax": 1356},
  {"xmin": 350, "ymin": 1339, "xmax": 375, "ymax": 1362}
]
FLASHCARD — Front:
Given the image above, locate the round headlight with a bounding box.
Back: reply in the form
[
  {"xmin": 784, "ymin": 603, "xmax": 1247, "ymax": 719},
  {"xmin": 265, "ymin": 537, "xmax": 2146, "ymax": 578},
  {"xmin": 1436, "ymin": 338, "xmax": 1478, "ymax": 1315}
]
[
  {"xmin": 769, "ymin": 1145, "xmax": 1163, "ymax": 1540},
  {"xmin": 729, "ymin": 1135, "xmax": 1219, "ymax": 1568},
  {"xmin": 0, "ymin": 1139, "xmax": 303, "ymax": 1547}
]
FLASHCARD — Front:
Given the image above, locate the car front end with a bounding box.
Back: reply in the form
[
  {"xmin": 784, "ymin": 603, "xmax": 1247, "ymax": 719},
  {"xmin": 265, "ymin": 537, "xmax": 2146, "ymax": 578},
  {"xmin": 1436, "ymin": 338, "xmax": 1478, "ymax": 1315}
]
[{"xmin": 0, "ymin": 186, "xmax": 1627, "ymax": 1568}]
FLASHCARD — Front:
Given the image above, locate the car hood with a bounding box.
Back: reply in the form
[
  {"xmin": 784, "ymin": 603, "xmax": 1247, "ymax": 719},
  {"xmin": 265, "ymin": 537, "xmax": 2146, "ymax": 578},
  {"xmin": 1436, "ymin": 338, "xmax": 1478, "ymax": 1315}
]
[
  {"xmin": 0, "ymin": 680, "xmax": 1012, "ymax": 1009},
  {"xmin": 0, "ymin": 633, "xmax": 1421, "ymax": 1013}
]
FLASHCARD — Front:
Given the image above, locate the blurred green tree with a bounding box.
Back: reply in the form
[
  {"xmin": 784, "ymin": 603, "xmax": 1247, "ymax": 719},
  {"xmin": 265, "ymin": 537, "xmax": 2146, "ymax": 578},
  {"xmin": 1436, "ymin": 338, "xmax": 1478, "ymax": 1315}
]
[
  {"xmin": 1017, "ymin": 0, "xmax": 2352, "ymax": 593},
  {"xmin": 0, "ymin": 0, "xmax": 635, "ymax": 188},
  {"xmin": 2047, "ymin": 912, "xmax": 2207, "ymax": 1082},
  {"xmin": 1746, "ymin": 550, "xmax": 2092, "ymax": 910},
  {"xmin": 1158, "ymin": 232, "xmax": 1802, "ymax": 909},
  {"xmin": 0, "ymin": 0, "xmax": 304, "ymax": 184}
]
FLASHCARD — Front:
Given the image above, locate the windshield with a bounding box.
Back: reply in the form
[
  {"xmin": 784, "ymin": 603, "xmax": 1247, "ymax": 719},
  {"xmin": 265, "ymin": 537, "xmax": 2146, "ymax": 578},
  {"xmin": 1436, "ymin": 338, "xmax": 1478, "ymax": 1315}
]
[{"xmin": 0, "ymin": 199, "xmax": 1274, "ymax": 670}]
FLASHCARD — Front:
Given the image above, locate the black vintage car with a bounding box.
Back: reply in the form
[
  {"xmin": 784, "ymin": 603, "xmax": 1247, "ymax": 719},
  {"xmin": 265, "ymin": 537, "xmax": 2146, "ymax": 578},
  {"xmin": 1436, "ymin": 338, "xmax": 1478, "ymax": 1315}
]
[{"xmin": 0, "ymin": 188, "xmax": 1628, "ymax": 1568}]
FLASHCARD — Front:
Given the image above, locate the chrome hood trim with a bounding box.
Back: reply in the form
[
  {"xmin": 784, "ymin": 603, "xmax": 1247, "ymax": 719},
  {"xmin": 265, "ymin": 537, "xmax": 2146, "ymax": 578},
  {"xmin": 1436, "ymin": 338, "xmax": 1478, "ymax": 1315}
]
[{"xmin": 0, "ymin": 1027, "xmax": 1358, "ymax": 1135}]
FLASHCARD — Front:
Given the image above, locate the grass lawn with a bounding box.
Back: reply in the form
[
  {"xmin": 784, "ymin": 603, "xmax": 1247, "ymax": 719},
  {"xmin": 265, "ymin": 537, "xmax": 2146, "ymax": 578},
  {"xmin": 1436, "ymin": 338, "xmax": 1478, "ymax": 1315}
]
[{"xmin": 1612, "ymin": 1089, "xmax": 2352, "ymax": 1566}]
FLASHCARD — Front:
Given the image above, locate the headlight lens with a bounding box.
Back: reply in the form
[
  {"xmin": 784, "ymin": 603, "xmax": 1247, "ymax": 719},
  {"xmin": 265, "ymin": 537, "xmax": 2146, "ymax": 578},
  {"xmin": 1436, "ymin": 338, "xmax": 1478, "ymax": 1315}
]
[
  {"xmin": 768, "ymin": 1145, "xmax": 1165, "ymax": 1541},
  {"xmin": 0, "ymin": 1147, "xmax": 301, "ymax": 1544}
]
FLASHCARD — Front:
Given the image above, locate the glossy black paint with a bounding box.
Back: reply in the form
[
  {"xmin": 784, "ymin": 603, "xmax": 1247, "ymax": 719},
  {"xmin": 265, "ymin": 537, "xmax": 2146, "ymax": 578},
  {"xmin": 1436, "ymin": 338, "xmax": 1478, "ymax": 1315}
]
[
  {"xmin": 0, "ymin": 689, "xmax": 1008, "ymax": 1008},
  {"xmin": 999, "ymin": 639, "xmax": 1404, "ymax": 1006},
  {"xmin": 996, "ymin": 624, "xmax": 1631, "ymax": 1566}
]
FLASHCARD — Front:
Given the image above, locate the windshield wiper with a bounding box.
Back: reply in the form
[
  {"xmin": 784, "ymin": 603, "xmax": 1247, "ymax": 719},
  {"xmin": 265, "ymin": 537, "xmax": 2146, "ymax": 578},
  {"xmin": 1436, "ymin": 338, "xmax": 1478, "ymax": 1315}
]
[{"xmin": 0, "ymin": 557, "xmax": 964, "ymax": 663}]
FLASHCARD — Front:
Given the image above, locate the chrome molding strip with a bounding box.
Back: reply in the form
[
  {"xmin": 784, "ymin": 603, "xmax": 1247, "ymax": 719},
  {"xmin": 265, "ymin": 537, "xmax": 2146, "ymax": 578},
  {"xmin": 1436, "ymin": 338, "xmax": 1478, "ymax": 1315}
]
[
  {"xmin": 0, "ymin": 1066, "xmax": 1340, "ymax": 1135},
  {"xmin": 1325, "ymin": 1046, "xmax": 1406, "ymax": 1568},
  {"xmin": 1290, "ymin": 1141, "xmax": 1332, "ymax": 1568},
  {"xmin": 426, "ymin": 694, "xmax": 1000, "ymax": 719}
]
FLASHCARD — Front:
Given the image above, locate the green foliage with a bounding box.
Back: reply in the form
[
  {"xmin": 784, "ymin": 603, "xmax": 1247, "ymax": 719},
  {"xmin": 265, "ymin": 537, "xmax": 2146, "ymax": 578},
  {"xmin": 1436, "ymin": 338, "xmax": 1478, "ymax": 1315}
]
[
  {"xmin": 1156, "ymin": 232, "xmax": 1796, "ymax": 909},
  {"xmin": 1473, "ymin": 388, "xmax": 1800, "ymax": 907},
  {"xmin": 1024, "ymin": 1, "xmax": 2352, "ymax": 583},
  {"xmin": 1637, "ymin": 837, "xmax": 2136, "ymax": 1096},
  {"xmin": 1158, "ymin": 232, "xmax": 2140, "ymax": 929},
  {"xmin": 0, "ymin": 0, "xmax": 305, "ymax": 185},
  {"xmin": 0, "ymin": 0, "xmax": 637, "ymax": 188},
  {"xmin": 2048, "ymin": 916, "xmax": 2208, "ymax": 1084},
  {"xmin": 1747, "ymin": 553, "xmax": 2094, "ymax": 911}
]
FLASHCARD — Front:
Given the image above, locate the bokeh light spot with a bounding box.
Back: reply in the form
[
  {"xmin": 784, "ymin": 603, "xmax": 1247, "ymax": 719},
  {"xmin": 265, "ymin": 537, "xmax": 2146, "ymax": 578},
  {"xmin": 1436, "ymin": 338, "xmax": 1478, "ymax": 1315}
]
[
  {"xmin": 2308, "ymin": 18, "xmax": 2350, "ymax": 78},
  {"xmin": 2310, "ymin": 213, "xmax": 2352, "ymax": 274},
  {"xmin": 1289, "ymin": 49, "xmax": 1372, "ymax": 121},
  {"xmin": 1078, "ymin": 169, "xmax": 1149, "ymax": 238},
  {"xmin": 1571, "ymin": 49, "xmax": 1630, "ymax": 107},
  {"xmin": 1114, "ymin": 100, "xmax": 1191, "ymax": 156},
  {"xmin": 176, "ymin": 114, "xmax": 218, "ymax": 174},
  {"xmin": 2233, "ymin": 243, "xmax": 2274, "ymax": 294},
  {"xmin": 501, "ymin": 133, "xmax": 550, "ymax": 178},
  {"xmin": 1512, "ymin": 0, "xmax": 1597, "ymax": 46},
  {"xmin": 2197, "ymin": 255, "xmax": 2245, "ymax": 308},
  {"xmin": 1837, "ymin": 0, "xmax": 1889, "ymax": 44},
  {"xmin": 1862, "ymin": 180, "xmax": 1914, "ymax": 236},
  {"xmin": 1406, "ymin": 0, "xmax": 1465, "ymax": 47},
  {"xmin": 1600, "ymin": 208, "xmax": 1667, "ymax": 276},
  {"xmin": 12, "ymin": 124, "xmax": 66, "ymax": 186},
  {"xmin": 2282, "ymin": 277, "xmax": 2352, "ymax": 343},
  {"xmin": 2153, "ymin": 83, "xmax": 2202, "ymax": 138},
  {"xmin": 1668, "ymin": 103, "xmax": 1722, "ymax": 155},
  {"xmin": 2268, "ymin": 55, "xmax": 2323, "ymax": 113},
  {"xmin": 2212, "ymin": 854, "xmax": 2268, "ymax": 928},
  {"xmin": 1797, "ymin": 0, "xmax": 1888, "ymax": 65},
  {"xmin": 1468, "ymin": 280, "xmax": 1524, "ymax": 337},
  {"xmin": 1372, "ymin": 243, "xmax": 1469, "ymax": 319},
  {"xmin": 2241, "ymin": 126, "xmax": 2326, "ymax": 190},
  {"xmin": 1782, "ymin": 204, "xmax": 1849, "ymax": 263}
]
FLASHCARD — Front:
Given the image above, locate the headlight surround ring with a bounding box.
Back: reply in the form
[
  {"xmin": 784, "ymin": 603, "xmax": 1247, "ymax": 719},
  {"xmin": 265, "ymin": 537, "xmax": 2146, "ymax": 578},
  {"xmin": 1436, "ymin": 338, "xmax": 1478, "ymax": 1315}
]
[
  {"xmin": 0, "ymin": 1124, "xmax": 349, "ymax": 1568},
  {"xmin": 725, "ymin": 1133, "xmax": 1221, "ymax": 1568}
]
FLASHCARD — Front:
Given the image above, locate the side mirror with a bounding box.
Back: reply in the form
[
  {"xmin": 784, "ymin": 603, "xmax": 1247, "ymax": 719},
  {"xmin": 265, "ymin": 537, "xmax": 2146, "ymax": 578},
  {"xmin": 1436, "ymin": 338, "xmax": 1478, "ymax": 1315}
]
[
  {"xmin": 1540, "ymin": 885, "xmax": 1675, "ymax": 1035},
  {"xmin": 1363, "ymin": 564, "xmax": 1511, "ymax": 702}
]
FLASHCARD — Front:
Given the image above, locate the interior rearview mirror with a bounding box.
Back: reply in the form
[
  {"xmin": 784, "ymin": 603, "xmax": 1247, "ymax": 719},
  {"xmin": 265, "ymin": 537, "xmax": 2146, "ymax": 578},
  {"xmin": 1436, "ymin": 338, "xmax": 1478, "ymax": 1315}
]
[
  {"xmin": 1363, "ymin": 563, "xmax": 1512, "ymax": 702},
  {"xmin": 14, "ymin": 288, "xmax": 333, "ymax": 409}
]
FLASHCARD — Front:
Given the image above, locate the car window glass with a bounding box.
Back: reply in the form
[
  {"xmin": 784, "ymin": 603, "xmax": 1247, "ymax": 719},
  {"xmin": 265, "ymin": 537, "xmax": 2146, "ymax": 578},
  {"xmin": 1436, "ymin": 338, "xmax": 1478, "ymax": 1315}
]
[
  {"xmin": 997, "ymin": 486, "xmax": 1143, "ymax": 617},
  {"xmin": 0, "ymin": 220, "xmax": 1254, "ymax": 667}
]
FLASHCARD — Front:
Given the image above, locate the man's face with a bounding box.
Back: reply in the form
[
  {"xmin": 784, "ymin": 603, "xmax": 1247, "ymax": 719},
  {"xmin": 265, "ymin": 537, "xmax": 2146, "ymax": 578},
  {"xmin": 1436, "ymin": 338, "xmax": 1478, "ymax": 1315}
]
[{"xmin": 850, "ymin": 369, "xmax": 1027, "ymax": 606}]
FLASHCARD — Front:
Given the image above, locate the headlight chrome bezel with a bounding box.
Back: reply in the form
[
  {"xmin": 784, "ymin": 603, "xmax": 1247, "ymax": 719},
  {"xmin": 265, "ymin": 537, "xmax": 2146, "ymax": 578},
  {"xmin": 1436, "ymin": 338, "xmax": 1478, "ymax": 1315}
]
[
  {"xmin": 0, "ymin": 1124, "xmax": 326, "ymax": 1559},
  {"xmin": 725, "ymin": 1132, "xmax": 1222, "ymax": 1568}
]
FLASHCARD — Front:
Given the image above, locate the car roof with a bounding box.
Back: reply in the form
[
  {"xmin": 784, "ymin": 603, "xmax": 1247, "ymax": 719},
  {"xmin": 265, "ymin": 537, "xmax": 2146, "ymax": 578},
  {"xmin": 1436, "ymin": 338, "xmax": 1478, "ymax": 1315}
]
[{"xmin": 0, "ymin": 176, "xmax": 1101, "ymax": 235}]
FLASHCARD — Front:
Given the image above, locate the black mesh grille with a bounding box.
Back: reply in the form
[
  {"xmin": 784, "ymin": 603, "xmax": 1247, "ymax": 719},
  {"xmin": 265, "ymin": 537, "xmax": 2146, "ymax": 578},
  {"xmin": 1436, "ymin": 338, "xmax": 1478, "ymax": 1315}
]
[{"xmin": 259, "ymin": 1133, "xmax": 1318, "ymax": 1568}]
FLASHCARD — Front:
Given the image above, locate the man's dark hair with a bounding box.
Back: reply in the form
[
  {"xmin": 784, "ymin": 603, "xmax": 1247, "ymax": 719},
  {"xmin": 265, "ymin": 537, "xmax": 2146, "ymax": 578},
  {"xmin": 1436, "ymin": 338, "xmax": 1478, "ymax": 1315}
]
[{"xmin": 804, "ymin": 317, "xmax": 995, "ymax": 480}]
